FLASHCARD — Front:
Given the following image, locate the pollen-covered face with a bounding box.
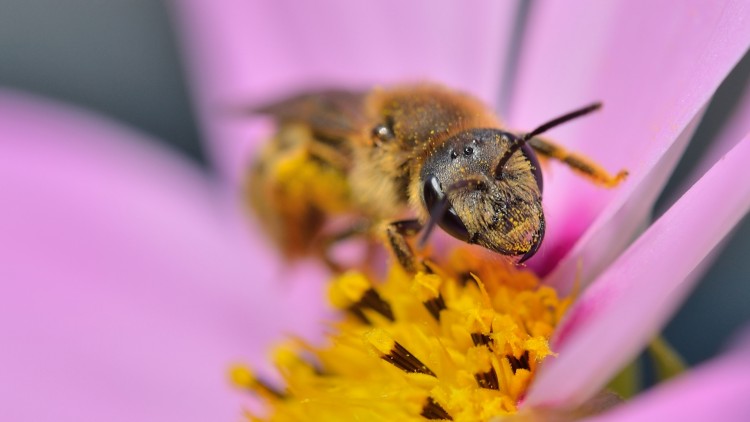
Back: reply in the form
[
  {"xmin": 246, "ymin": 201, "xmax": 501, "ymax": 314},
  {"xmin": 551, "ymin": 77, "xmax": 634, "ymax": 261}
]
[{"xmin": 420, "ymin": 129, "xmax": 545, "ymax": 262}]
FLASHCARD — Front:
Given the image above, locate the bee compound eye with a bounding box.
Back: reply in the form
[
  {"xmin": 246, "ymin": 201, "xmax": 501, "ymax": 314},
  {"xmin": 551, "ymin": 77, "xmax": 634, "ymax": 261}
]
[
  {"xmin": 439, "ymin": 208, "xmax": 471, "ymax": 242},
  {"xmin": 371, "ymin": 124, "xmax": 390, "ymax": 143},
  {"xmin": 521, "ymin": 144, "xmax": 543, "ymax": 194},
  {"xmin": 519, "ymin": 214, "xmax": 545, "ymax": 263},
  {"xmin": 422, "ymin": 175, "xmax": 444, "ymax": 211},
  {"xmin": 371, "ymin": 118, "xmax": 395, "ymax": 145}
]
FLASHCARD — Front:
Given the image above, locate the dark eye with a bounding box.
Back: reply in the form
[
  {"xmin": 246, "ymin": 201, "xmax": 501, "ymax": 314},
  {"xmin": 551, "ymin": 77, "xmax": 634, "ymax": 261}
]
[
  {"xmin": 519, "ymin": 212, "xmax": 545, "ymax": 263},
  {"xmin": 422, "ymin": 176, "xmax": 470, "ymax": 242},
  {"xmin": 521, "ymin": 144, "xmax": 543, "ymax": 194},
  {"xmin": 440, "ymin": 208, "xmax": 471, "ymax": 242},
  {"xmin": 371, "ymin": 124, "xmax": 393, "ymax": 143},
  {"xmin": 371, "ymin": 116, "xmax": 396, "ymax": 145}
]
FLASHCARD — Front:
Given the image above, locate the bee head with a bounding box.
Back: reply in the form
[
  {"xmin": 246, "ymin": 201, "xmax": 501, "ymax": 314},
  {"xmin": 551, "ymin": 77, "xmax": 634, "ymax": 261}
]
[
  {"xmin": 420, "ymin": 128, "xmax": 544, "ymax": 262},
  {"xmin": 417, "ymin": 102, "xmax": 602, "ymax": 262}
]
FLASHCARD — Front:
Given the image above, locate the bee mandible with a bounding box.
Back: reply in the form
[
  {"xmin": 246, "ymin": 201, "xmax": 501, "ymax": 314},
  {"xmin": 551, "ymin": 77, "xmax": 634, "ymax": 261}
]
[{"xmin": 246, "ymin": 84, "xmax": 627, "ymax": 272}]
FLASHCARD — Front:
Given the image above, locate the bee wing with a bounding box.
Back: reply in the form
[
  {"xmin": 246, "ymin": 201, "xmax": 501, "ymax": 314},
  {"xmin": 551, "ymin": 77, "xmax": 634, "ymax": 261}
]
[{"xmin": 253, "ymin": 89, "xmax": 368, "ymax": 140}]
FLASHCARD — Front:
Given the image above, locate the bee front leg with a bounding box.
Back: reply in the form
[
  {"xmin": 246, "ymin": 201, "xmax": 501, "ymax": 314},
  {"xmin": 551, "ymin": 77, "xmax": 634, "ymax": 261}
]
[
  {"xmin": 528, "ymin": 137, "xmax": 628, "ymax": 188},
  {"xmin": 384, "ymin": 219, "xmax": 424, "ymax": 273}
]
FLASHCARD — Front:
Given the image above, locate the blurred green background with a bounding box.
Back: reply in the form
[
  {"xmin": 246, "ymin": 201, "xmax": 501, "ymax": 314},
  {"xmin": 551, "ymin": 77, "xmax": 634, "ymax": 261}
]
[{"xmin": 1, "ymin": 0, "xmax": 747, "ymax": 368}]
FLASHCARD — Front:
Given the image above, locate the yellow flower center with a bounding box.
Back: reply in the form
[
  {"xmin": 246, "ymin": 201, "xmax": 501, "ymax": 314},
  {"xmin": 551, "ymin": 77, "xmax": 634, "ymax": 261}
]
[{"xmin": 233, "ymin": 250, "xmax": 571, "ymax": 421}]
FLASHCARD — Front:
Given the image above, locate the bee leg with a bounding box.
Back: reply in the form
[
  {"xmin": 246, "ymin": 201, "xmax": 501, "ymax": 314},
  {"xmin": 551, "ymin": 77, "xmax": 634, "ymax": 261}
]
[
  {"xmin": 528, "ymin": 137, "xmax": 628, "ymax": 188},
  {"xmin": 385, "ymin": 219, "xmax": 424, "ymax": 273}
]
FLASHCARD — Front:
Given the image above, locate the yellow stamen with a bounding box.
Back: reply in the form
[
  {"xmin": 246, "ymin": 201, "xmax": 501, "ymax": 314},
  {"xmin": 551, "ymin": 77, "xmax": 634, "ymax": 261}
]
[
  {"xmin": 238, "ymin": 249, "xmax": 572, "ymax": 421},
  {"xmin": 230, "ymin": 364, "xmax": 285, "ymax": 400}
]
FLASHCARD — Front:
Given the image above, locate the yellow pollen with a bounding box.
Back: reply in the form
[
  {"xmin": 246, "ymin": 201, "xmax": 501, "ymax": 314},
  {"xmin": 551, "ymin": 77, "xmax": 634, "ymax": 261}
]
[
  {"xmin": 328, "ymin": 271, "xmax": 371, "ymax": 308},
  {"xmin": 365, "ymin": 328, "xmax": 398, "ymax": 356},
  {"xmin": 238, "ymin": 249, "xmax": 572, "ymax": 421},
  {"xmin": 230, "ymin": 365, "xmax": 255, "ymax": 389},
  {"xmin": 270, "ymin": 138, "xmax": 351, "ymax": 213},
  {"xmin": 413, "ymin": 272, "xmax": 443, "ymax": 301}
]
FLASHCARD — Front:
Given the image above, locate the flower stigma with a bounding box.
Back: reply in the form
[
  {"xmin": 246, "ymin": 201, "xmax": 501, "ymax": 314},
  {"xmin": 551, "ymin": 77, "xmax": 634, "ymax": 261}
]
[{"xmin": 233, "ymin": 250, "xmax": 572, "ymax": 421}]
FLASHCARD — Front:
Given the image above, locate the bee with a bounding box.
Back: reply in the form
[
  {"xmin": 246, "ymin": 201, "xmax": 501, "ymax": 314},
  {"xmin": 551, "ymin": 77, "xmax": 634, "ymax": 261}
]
[{"xmin": 246, "ymin": 84, "xmax": 627, "ymax": 272}]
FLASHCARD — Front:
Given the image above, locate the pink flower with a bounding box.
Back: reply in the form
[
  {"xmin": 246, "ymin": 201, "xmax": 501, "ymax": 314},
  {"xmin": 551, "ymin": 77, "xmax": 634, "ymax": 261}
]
[{"xmin": 2, "ymin": 0, "xmax": 750, "ymax": 420}]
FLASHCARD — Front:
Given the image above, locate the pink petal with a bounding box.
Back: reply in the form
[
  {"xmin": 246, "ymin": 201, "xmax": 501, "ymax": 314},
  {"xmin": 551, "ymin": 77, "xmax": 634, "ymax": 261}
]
[
  {"xmin": 524, "ymin": 132, "xmax": 750, "ymax": 409},
  {"xmin": 171, "ymin": 0, "xmax": 519, "ymax": 184},
  {"xmin": 510, "ymin": 1, "xmax": 750, "ymax": 287},
  {"xmin": 0, "ymin": 90, "xmax": 330, "ymax": 421},
  {"xmin": 587, "ymin": 332, "xmax": 750, "ymax": 422}
]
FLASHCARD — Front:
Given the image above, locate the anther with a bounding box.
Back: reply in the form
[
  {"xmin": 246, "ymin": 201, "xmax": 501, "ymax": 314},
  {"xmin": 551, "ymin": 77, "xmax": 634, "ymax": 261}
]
[
  {"xmin": 366, "ymin": 329, "xmax": 436, "ymax": 376},
  {"xmin": 421, "ymin": 397, "xmax": 453, "ymax": 420},
  {"xmin": 471, "ymin": 332, "xmax": 493, "ymax": 347},
  {"xmin": 423, "ymin": 294, "xmax": 447, "ymax": 321},
  {"xmin": 357, "ymin": 288, "xmax": 395, "ymax": 321},
  {"xmin": 474, "ymin": 367, "xmax": 500, "ymax": 390},
  {"xmin": 330, "ymin": 273, "xmax": 394, "ymax": 324},
  {"xmin": 413, "ymin": 273, "xmax": 446, "ymax": 321},
  {"xmin": 507, "ymin": 351, "xmax": 531, "ymax": 374}
]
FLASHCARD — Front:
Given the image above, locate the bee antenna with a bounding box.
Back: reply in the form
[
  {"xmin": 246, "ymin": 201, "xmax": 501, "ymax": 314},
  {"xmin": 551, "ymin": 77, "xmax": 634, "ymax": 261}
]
[{"xmin": 495, "ymin": 102, "xmax": 602, "ymax": 179}]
